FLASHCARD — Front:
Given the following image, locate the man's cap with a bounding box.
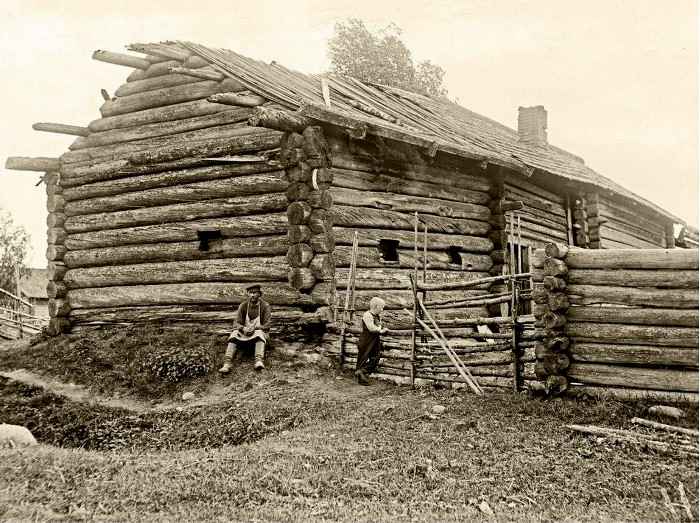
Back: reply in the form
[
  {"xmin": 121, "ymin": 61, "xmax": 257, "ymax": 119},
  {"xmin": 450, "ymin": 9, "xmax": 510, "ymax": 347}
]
[{"xmin": 246, "ymin": 284, "xmax": 262, "ymax": 293}]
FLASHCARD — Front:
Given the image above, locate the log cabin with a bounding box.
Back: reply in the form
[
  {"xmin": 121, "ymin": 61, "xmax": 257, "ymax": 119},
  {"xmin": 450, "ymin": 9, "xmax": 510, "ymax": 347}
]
[{"xmin": 4, "ymin": 41, "xmax": 688, "ymax": 352}]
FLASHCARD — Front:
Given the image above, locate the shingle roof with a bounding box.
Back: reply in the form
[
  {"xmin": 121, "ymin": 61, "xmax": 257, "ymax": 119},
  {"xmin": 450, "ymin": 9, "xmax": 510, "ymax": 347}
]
[{"xmin": 129, "ymin": 41, "xmax": 683, "ymax": 223}]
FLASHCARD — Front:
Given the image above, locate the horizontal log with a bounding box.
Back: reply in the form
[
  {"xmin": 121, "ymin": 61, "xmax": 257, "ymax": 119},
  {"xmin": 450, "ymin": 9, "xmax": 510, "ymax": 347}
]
[
  {"xmin": 47, "ymin": 245, "xmax": 67, "ymax": 261},
  {"xmin": 591, "ymin": 217, "xmax": 665, "ymax": 248},
  {"xmin": 33, "ymin": 122, "xmax": 89, "ymax": 137},
  {"xmin": 567, "ymin": 269, "xmax": 698, "ymax": 289},
  {"xmin": 248, "ymin": 106, "xmax": 313, "ymax": 132},
  {"xmin": 79, "ymin": 106, "xmax": 254, "ymax": 150},
  {"xmin": 331, "ymin": 205, "xmax": 490, "ymax": 237},
  {"xmin": 588, "ymin": 198, "xmax": 666, "ymax": 238},
  {"xmin": 47, "ymin": 281, "xmax": 67, "ymax": 298},
  {"xmin": 127, "ymin": 130, "xmax": 281, "ymax": 165},
  {"xmin": 566, "ymin": 322, "xmax": 698, "ymax": 347},
  {"xmin": 64, "ymin": 171, "xmax": 286, "ymax": 216},
  {"xmin": 504, "ymin": 173, "xmax": 566, "ymax": 207},
  {"xmin": 47, "ymin": 195, "xmax": 65, "ymax": 213},
  {"xmin": 126, "ymin": 60, "xmax": 182, "ymax": 82},
  {"xmin": 567, "ymin": 306, "xmax": 698, "ymax": 327},
  {"xmin": 567, "ymin": 363, "xmax": 698, "ymax": 392},
  {"xmin": 100, "ymin": 79, "xmax": 243, "ymax": 118},
  {"xmin": 47, "ymin": 227, "xmax": 66, "ymax": 245},
  {"xmin": 67, "ymin": 282, "xmax": 311, "ymax": 309},
  {"xmin": 570, "ymin": 342, "xmax": 698, "ymax": 367},
  {"xmin": 64, "ymin": 213, "xmax": 288, "ymax": 250},
  {"xmin": 88, "ymin": 98, "xmax": 231, "ymax": 133},
  {"xmin": 567, "ymin": 284, "xmax": 698, "ymax": 309},
  {"xmin": 316, "ymin": 284, "xmax": 486, "ymax": 310},
  {"xmin": 63, "ymin": 257, "xmax": 287, "ymax": 289},
  {"xmin": 48, "ymin": 261, "xmax": 67, "ymax": 281},
  {"xmin": 92, "ymin": 50, "xmax": 150, "ymax": 70},
  {"xmin": 331, "ymin": 167, "xmax": 490, "ymax": 206},
  {"xmin": 593, "ymin": 225, "xmax": 662, "ymax": 249},
  {"xmin": 209, "ymin": 92, "xmax": 267, "ymax": 107},
  {"xmin": 64, "ymin": 235, "xmax": 287, "ymax": 268},
  {"xmin": 335, "ymin": 268, "xmax": 490, "ymax": 290},
  {"xmin": 334, "ymin": 227, "xmax": 493, "ymax": 253},
  {"xmin": 68, "ymin": 304, "xmax": 328, "ymax": 325},
  {"xmin": 328, "ymin": 150, "xmax": 491, "ymax": 193},
  {"xmin": 565, "ymin": 248, "xmax": 698, "ymax": 270},
  {"xmin": 287, "ymin": 243, "xmax": 314, "ymax": 268},
  {"xmin": 63, "ymin": 162, "xmax": 279, "ymax": 202},
  {"xmin": 329, "ymin": 186, "xmax": 490, "ymax": 222},
  {"xmin": 168, "ymin": 66, "xmax": 225, "ymax": 82},
  {"xmin": 114, "ymin": 66, "xmax": 224, "ymax": 97},
  {"xmin": 566, "ymin": 385, "xmax": 698, "ymax": 404},
  {"xmin": 5, "ymin": 157, "xmax": 59, "ymax": 172},
  {"xmin": 310, "ymin": 254, "xmax": 335, "ymax": 280},
  {"xmin": 63, "ymin": 120, "xmax": 252, "ymax": 164},
  {"xmin": 334, "ymin": 245, "xmax": 493, "ymax": 272}
]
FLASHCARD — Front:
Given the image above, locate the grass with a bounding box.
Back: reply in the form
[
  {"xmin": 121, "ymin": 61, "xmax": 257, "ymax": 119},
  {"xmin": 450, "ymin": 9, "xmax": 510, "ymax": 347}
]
[{"xmin": 0, "ymin": 330, "xmax": 698, "ymax": 521}]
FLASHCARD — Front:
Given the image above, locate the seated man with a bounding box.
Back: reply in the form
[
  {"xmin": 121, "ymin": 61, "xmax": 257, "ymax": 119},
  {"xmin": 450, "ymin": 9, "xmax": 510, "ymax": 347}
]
[{"xmin": 219, "ymin": 284, "xmax": 271, "ymax": 373}]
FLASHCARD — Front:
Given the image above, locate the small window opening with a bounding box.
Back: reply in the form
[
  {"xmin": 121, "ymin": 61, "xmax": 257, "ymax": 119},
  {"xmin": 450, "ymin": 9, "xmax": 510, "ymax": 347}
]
[
  {"xmin": 378, "ymin": 239, "xmax": 400, "ymax": 263},
  {"xmin": 447, "ymin": 246, "xmax": 462, "ymax": 266},
  {"xmin": 197, "ymin": 229, "xmax": 222, "ymax": 251}
]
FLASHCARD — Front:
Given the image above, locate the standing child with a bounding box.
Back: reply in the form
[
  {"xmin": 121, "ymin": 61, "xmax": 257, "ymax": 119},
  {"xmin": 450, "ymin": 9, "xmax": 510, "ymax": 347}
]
[{"xmin": 355, "ymin": 297, "xmax": 388, "ymax": 385}]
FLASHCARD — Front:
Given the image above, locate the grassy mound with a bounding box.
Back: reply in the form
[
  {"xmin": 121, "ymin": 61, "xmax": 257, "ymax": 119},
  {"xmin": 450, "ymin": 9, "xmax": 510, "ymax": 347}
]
[{"xmin": 0, "ymin": 326, "xmax": 233, "ymax": 399}]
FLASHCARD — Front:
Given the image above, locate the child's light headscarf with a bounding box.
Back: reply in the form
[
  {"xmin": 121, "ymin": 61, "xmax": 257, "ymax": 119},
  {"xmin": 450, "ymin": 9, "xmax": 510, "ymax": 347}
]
[{"xmin": 369, "ymin": 296, "xmax": 386, "ymax": 314}]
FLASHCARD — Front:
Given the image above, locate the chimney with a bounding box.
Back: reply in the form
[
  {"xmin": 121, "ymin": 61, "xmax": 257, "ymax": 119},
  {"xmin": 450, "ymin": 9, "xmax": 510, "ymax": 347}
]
[{"xmin": 518, "ymin": 105, "xmax": 547, "ymax": 146}]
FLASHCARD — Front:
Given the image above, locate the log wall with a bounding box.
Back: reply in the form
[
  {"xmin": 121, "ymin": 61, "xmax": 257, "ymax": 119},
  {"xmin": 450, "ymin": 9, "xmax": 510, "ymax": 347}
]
[
  {"xmin": 503, "ymin": 172, "xmax": 569, "ymax": 248},
  {"xmin": 585, "ymin": 192, "xmax": 671, "ymax": 249},
  {"xmin": 533, "ymin": 245, "xmax": 699, "ymax": 403},
  {"xmin": 51, "ymin": 53, "xmax": 316, "ymax": 333}
]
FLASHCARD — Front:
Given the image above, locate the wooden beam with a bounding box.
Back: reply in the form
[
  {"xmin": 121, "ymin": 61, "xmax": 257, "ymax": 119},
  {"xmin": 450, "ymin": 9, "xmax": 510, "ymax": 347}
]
[
  {"xmin": 209, "ymin": 92, "xmax": 267, "ymax": 107},
  {"xmin": 33, "ymin": 123, "xmax": 89, "ymax": 137},
  {"xmin": 5, "ymin": 157, "xmax": 59, "ymax": 172},
  {"xmin": 92, "ymin": 50, "xmax": 150, "ymax": 70},
  {"xmin": 168, "ymin": 66, "xmax": 225, "ymax": 81}
]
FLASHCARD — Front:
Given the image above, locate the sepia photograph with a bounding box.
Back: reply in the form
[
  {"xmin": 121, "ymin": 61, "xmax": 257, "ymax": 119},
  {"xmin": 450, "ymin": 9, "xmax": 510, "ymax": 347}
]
[{"xmin": 0, "ymin": 1, "xmax": 697, "ymax": 521}]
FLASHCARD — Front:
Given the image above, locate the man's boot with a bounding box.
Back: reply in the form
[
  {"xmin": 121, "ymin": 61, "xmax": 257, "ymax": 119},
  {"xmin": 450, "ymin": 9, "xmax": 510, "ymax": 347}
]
[
  {"xmin": 219, "ymin": 344, "xmax": 236, "ymax": 374},
  {"xmin": 254, "ymin": 341, "xmax": 265, "ymax": 371},
  {"xmin": 355, "ymin": 369, "xmax": 369, "ymax": 385}
]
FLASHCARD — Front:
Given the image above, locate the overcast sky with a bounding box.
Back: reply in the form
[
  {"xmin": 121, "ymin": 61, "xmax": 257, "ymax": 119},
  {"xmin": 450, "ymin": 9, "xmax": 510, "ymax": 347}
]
[{"xmin": 1, "ymin": 0, "xmax": 697, "ymax": 267}]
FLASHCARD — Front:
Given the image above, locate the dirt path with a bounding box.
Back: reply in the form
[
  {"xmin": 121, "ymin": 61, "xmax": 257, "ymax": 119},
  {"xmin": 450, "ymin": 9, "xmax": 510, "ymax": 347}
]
[{"xmin": 0, "ymin": 363, "xmax": 380, "ymax": 414}]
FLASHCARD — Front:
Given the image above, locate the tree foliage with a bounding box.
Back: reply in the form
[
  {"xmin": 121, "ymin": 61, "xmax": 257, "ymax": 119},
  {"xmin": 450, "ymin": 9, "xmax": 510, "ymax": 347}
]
[
  {"xmin": 0, "ymin": 209, "xmax": 30, "ymax": 294},
  {"xmin": 328, "ymin": 19, "xmax": 447, "ymax": 97}
]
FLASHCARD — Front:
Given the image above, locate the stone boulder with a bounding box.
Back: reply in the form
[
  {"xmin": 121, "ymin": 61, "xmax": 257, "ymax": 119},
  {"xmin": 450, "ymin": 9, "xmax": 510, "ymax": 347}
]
[{"xmin": 0, "ymin": 424, "xmax": 38, "ymax": 448}]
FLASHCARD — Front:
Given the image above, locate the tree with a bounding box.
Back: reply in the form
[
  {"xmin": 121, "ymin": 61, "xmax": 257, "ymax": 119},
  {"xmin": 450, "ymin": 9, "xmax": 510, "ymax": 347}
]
[
  {"xmin": 0, "ymin": 209, "xmax": 30, "ymax": 294},
  {"xmin": 327, "ymin": 19, "xmax": 447, "ymax": 97}
]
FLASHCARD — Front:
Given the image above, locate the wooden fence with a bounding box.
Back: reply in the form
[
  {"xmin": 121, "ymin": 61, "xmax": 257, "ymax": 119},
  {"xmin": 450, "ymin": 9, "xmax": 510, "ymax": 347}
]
[
  {"xmin": 533, "ymin": 245, "xmax": 699, "ymax": 403},
  {"xmin": 0, "ymin": 288, "xmax": 47, "ymax": 340}
]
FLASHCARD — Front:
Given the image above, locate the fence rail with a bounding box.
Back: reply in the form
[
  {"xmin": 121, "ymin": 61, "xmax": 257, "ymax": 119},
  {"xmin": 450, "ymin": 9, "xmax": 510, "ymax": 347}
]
[{"xmin": 0, "ymin": 287, "xmax": 47, "ymax": 340}]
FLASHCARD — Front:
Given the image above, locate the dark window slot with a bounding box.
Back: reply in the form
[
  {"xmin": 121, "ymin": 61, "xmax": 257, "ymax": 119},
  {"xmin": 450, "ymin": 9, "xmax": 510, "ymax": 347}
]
[
  {"xmin": 197, "ymin": 229, "xmax": 222, "ymax": 251},
  {"xmin": 378, "ymin": 239, "xmax": 400, "ymax": 262}
]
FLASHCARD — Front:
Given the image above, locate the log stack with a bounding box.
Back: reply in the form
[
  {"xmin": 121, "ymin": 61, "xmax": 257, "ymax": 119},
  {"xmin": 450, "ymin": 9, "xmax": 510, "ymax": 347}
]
[
  {"xmin": 19, "ymin": 46, "xmax": 329, "ymax": 335},
  {"xmin": 535, "ymin": 246, "xmax": 699, "ymax": 402},
  {"xmin": 45, "ymin": 172, "xmax": 70, "ymax": 335},
  {"xmin": 533, "ymin": 243, "xmax": 571, "ymax": 394}
]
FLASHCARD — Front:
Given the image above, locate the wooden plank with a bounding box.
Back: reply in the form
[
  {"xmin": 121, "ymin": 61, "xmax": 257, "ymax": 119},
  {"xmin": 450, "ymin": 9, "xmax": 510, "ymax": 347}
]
[
  {"xmin": 569, "ymin": 342, "xmax": 698, "ymax": 367},
  {"xmin": 566, "ymin": 322, "xmax": 698, "ymax": 347},
  {"xmin": 565, "ymin": 248, "xmax": 698, "ymax": 269},
  {"xmin": 567, "ymin": 363, "xmax": 698, "ymax": 392},
  {"xmin": 64, "ymin": 213, "xmax": 288, "ymax": 250}
]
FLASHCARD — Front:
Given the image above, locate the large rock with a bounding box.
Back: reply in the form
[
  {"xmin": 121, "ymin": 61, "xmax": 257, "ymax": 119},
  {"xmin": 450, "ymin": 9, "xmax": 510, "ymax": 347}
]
[
  {"xmin": 648, "ymin": 405, "xmax": 685, "ymax": 420},
  {"xmin": 0, "ymin": 424, "xmax": 38, "ymax": 448}
]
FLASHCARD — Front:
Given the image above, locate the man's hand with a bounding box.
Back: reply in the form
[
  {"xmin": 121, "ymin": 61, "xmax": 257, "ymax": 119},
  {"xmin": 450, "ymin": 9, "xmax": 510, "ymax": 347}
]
[
  {"xmin": 243, "ymin": 325, "xmax": 255, "ymax": 336},
  {"xmin": 380, "ymin": 327, "xmax": 389, "ymax": 334}
]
